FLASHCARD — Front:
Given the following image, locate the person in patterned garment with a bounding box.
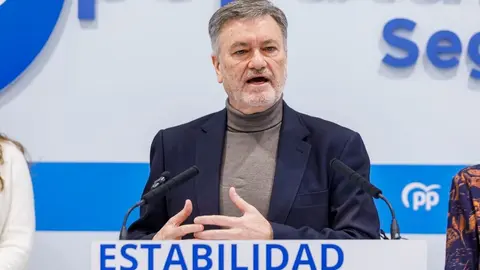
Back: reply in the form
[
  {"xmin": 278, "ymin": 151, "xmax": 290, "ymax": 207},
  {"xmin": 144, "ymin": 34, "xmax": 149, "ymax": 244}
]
[{"xmin": 445, "ymin": 165, "xmax": 480, "ymax": 269}]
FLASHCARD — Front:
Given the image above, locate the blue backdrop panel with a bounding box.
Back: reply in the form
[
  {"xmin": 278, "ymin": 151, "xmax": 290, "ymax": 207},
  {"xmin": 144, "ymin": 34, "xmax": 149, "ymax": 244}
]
[{"xmin": 30, "ymin": 162, "xmax": 463, "ymax": 233}]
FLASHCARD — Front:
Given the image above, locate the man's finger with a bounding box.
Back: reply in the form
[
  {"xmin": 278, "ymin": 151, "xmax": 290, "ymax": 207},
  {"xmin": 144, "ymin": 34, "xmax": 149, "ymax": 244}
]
[
  {"xmin": 194, "ymin": 229, "xmax": 239, "ymax": 240},
  {"xmin": 168, "ymin": 199, "xmax": 192, "ymax": 225},
  {"xmin": 229, "ymin": 187, "xmax": 254, "ymax": 213},
  {"xmin": 170, "ymin": 224, "xmax": 204, "ymax": 239},
  {"xmin": 194, "ymin": 215, "xmax": 239, "ymax": 227}
]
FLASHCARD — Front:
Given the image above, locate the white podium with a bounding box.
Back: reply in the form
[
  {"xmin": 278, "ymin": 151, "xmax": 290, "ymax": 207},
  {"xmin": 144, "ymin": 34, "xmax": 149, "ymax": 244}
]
[{"xmin": 91, "ymin": 240, "xmax": 427, "ymax": 270}]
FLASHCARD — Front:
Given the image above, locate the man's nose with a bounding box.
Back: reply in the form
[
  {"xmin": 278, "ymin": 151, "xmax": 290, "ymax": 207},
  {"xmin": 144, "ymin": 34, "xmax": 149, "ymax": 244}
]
[{"xmin": 248, "ymin": 50, "xmax": 267, "ymax": 70}]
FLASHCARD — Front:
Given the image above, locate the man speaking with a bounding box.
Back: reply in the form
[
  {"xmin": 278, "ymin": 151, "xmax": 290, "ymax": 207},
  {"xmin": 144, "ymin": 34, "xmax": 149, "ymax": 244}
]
[{"xmin": 127, "ymin": 0, "xmax": 380, "ymax": 240}]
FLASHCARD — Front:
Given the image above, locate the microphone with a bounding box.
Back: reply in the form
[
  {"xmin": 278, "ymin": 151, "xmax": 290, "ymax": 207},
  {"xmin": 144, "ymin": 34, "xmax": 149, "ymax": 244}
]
[
  {"xmin": 118, "ymin": 165, "xmax": 200, "ymax": 240},
  {"xmin": 329, "ymin": 158, "xmax": 402, "ymax": 240},
  {"xmin": 141, "ymin": 166, "xmax": 199, "ymax": 202},
  {"xmin": 150, "ymin": 171, "xmax": 171, "ymax": 190}
]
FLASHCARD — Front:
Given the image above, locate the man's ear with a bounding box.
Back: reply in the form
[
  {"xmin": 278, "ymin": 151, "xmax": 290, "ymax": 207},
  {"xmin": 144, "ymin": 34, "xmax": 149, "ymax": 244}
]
[{"xmin": 211, "ymin": 54, "xmax": 223, "ymax": 83}]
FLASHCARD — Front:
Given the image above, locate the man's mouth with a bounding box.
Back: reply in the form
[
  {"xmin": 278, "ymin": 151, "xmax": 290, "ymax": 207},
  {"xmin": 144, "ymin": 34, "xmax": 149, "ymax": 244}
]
[{"xmin": 246, "ymin": 76, "xmax": 270, "ymax": 85}]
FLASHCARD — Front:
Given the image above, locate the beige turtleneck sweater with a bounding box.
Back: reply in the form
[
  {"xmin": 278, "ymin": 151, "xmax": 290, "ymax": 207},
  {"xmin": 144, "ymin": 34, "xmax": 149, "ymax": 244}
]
[{"xmin": 219, "ymin": 98, "xmax": 283, "ymax": 218}]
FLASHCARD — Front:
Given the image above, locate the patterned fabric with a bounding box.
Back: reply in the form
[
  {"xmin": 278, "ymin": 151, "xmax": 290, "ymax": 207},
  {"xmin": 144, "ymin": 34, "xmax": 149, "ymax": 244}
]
[{"xmin": 445, "ymin": 165, "xmax": 480, "ymax": 270}]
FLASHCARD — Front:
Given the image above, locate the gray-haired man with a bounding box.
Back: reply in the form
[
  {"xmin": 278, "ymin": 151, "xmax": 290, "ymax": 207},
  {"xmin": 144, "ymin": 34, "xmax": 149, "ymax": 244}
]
[{"xmin": 127, "ymin": 0, "xmax": 380, "ymax": 241}]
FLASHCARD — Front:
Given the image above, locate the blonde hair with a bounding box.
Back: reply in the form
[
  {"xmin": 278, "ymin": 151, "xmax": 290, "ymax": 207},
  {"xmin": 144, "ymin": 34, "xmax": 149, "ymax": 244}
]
[{"xmin": 0, "ymin": 134, "xmax": 26, "ymax": 191}]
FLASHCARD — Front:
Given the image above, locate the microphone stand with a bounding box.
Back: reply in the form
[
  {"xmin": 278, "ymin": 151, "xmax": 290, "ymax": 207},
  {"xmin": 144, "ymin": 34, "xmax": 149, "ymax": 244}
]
[
  {"xmin": 329, "ymin": 158, "xmax": 406, "ymax": 240},
  {"xmin": 117, "ymin": 166, "xmax": 199, "ymax": 240},
  {"xmin": 378, "ymin": 194, "xmax": 403, "ymax": 240},
  {"xmin": 119, "ymin": 200, "xmax": 145, "ymax": 240},
  {"xmin": 118, "ymin": 171, "xmax": 171, "ymax": 240}
]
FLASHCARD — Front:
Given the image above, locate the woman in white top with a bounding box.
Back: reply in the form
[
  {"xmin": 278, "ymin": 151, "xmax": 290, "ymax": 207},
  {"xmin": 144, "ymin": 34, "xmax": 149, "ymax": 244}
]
[{"xmin": 0, "ymin": 135, "xmax": 35, "ymax": 270}]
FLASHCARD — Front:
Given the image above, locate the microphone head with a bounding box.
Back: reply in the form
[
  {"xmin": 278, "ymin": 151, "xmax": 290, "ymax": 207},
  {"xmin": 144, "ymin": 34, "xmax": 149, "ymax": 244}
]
[
  {"xmin": 330, "ymin": 158, "xmax": 351, "ymax": 172},
  {"xmin": 190, "ymin": 165, "xmax": 200, "ymax": 174},
  {"xmin": 164, "ymin": 165, "xmax": 200, "ymax": 189},
  {"xmin": 151, "ymin": 171, "xmax": 171, "ymax": 190},
  {"xmin": 160, "ymin": 171, "xmax": 172, "ymax": 180},
  {"xmin": 142, "ymin": 166, "xmax": 199, "ymax": 203},
  {"xmin": 330, "ymin": 158, "xmax": 382, "ymax": 198}
]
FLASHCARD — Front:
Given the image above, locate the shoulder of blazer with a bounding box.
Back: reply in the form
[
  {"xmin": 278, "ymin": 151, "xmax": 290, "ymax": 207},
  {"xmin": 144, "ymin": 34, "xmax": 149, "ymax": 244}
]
[
  {"xmin": 156, "ymin": 108, "xmax": 226, "ymax": 138},
  {"xmin": 292, "ymin": 109, "xmax": 359, "ymax": 141}
]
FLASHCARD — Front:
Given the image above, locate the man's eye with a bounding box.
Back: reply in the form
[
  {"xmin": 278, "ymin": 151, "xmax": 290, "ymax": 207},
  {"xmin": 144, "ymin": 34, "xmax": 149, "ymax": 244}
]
[
  {"xmin": 264, "ymin": 47, "xmax": 277, "ymax": 52},
  {"xmin": 234, "ymin": 50, "xmax": 248, "ymax": 55}
]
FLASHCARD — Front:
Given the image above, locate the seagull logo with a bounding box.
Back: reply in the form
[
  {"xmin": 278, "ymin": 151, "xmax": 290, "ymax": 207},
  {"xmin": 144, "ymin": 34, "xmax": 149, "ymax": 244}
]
[{"xmin": 0, "ymin": 0, "xmax": 64, "ymax": 91}]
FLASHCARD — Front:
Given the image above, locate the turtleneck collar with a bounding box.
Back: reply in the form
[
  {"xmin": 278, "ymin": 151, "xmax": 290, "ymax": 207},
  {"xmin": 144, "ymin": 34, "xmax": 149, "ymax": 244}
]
[{"xmin": 226, "ymin": 97, "xmax": 283, "ymax": 133}]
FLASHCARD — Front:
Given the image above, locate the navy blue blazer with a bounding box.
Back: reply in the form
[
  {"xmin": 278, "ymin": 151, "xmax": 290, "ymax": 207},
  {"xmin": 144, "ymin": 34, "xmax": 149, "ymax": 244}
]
[{"xmin": 127, "ymin": 101, "xmax": 380, "ymax": 240}]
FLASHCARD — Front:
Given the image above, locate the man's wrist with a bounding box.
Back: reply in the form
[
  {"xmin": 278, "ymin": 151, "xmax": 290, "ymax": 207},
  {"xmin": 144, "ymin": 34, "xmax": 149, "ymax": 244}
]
[{"xmin": 267, "ymin": 223, "xmax": 274, "ymax": 240}]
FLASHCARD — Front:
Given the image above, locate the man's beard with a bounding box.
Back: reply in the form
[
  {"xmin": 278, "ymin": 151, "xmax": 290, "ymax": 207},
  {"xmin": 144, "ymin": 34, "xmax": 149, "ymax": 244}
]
[{"xmin": 237, "ymin": 88, "xmax": 281, "ymax": 107}]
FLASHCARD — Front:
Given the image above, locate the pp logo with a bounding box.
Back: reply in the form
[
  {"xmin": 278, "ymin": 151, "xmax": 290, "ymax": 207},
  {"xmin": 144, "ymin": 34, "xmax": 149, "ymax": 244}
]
[
  {"xmin": 401, "ymin": 182, "xmax": 440, "ymax": 211},
  {"xmin": 0, "ymin": 0, "xmax": 64, "ymax": 91}
]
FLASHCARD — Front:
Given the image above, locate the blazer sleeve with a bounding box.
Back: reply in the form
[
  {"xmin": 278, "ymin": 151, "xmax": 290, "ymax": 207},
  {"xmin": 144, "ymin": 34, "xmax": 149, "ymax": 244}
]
[
  {"xmin": 444, "ymin": 167, "xmax": 479, "ymax": 269},
  {"xmin": 0, "ymin": 145, "xmax": 35, "ymax": 270},
  {"xmin": 126, "ymin": 130, "xmax": 169, "ymax": 240},
  {"xmin": 270, "ymin": 132, "xmax": 381, "ymax": 239}
]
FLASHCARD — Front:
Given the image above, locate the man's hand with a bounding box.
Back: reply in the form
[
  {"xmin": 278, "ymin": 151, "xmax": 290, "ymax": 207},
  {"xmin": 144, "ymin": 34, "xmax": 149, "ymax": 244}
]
[
  {"xmin": 193, "ymin": 187, "xmax": 273, "ymax": 240},
  {"xmin": 153, "ymin": 199, "xmax": 204, "ymax": 240}
]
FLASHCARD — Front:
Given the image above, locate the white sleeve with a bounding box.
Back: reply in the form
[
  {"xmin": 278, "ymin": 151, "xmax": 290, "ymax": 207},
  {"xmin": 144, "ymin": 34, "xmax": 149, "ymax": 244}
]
[{"xmin": 0, "ymin": 147, "xmax": 36, "ymax": 270}]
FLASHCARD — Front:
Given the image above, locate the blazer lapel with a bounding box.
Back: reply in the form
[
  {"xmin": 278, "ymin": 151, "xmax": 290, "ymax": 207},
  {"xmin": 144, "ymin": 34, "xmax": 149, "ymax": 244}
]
[
  {"xmin": 194, "ymin": 109, "xmax": 227, "ymax": 216},
  {"xmin": 267, "ymin": 102, "xmax": 311, "ymax": 224}
]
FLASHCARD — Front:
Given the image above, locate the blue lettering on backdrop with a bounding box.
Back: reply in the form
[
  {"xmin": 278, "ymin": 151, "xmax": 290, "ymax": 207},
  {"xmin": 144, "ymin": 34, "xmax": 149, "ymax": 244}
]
[
  {"xmin": 382, "ymin": 18, "xmax": 480, "ymax": 79},
  {"xmin": 100, "ymin": 244, "xmax": 115, "ymax": 270},
  {"xmin": 141, "ymin": 244, "xmax": 161, "ymax": 270},
  {"xmin": 253, "ymin": 244, "xmax": 259, "ymax": 270},
  {"xmin": 164, "ymin": 244, "xmax": 187, "ymax": 269},
  {"xmin": 78, "ymin": 0, "xmax": 94, "ymax": 20},
  {"xmin": 78, "ymin": 0, "xmax": 234, "ymax": 21},
  {"xmin": 292, "ymin": 244, "xmax": 316, "ymax": 269},
  {"xmin": 221, "ymin": 0, "xmax": 234, "ymax": 7},
  {"xmin": 120, "ymin": 244, "xmax": 138, "ymax": 270},
  {"xmin": 98, "ymin": 243, "xmax": 344, "ymax": 269},
  {"xmin": 266, "ymin": 244, "xmax": 288, "ymax": 269},
  {"xmin": 218, "ymin": 244, "xmax": 225, "ymax": 270},
  {"xmin": 192, "ymin": 244, "xmax": 213, "ymax": 270},
  {"xmin": 232, "ymin": 244, "xmax": 248, "ymax": 270},
  {"xmin": 322, "ymin": 244, "xmax": 344, "ymax": 270},
  {"xmin": 100, "ymin": 243, "xmax": 162, "ymax": 270}
]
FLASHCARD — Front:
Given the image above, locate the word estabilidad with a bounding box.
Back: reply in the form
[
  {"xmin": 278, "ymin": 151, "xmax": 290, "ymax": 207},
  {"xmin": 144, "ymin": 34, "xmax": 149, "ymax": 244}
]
[{"xmin": 99, "ymin": 242, "xmax": 344, "ymax": 270}]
